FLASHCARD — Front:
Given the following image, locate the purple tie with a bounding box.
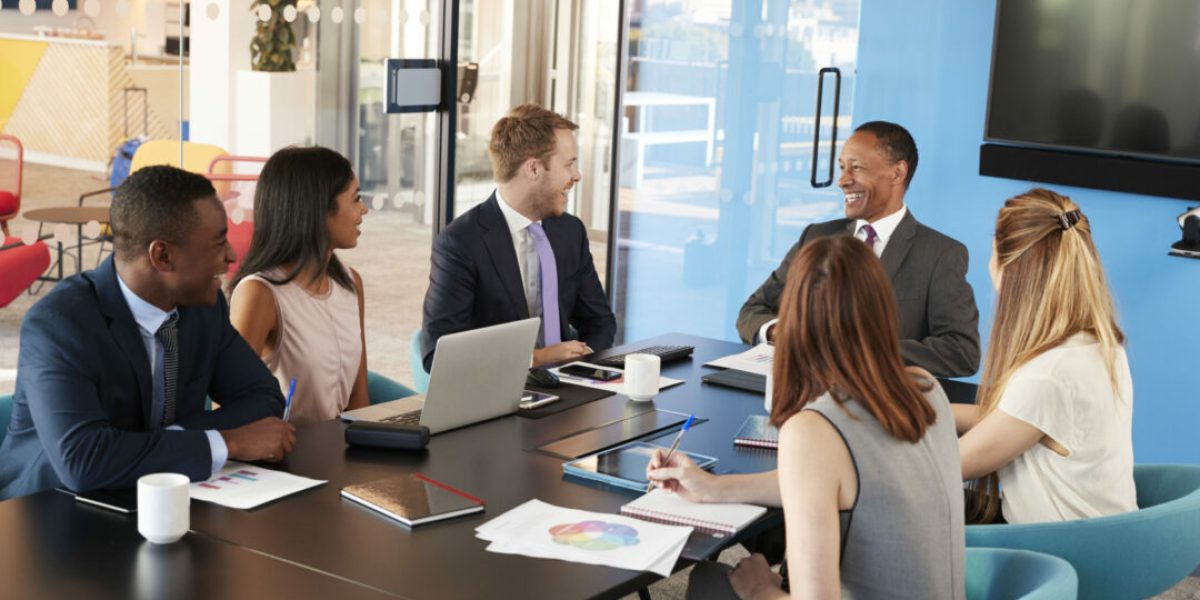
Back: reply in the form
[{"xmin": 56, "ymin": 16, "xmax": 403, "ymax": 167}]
[
  {"xmin": 861, "ymin": 224, "xmax": 878, "ymax": 252},
  {"xmin": 527, "ymin": 223, "xmax": 561, "ymax": 347}
]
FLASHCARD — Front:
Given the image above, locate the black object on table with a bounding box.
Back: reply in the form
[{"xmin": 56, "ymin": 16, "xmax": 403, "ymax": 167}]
[{"xmin": 591, "ymin": 344, "xmax": 695, "ymax": 367}]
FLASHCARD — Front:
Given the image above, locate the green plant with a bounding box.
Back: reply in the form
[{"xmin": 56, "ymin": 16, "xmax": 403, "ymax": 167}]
[{"xmin": 250, "ymin": 0, "xmax": 297, "ymax": 72}]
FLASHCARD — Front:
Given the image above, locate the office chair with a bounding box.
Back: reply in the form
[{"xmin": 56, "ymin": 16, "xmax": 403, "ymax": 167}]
[
  {"xmin": 0, "ymin": 134, "xmax": 24, "ymax": 237},
  {"xmin": 965, "ymin": 547, "xmax": 1077, "ymax": 600},
  {"xmin": 367, "ymin": 370, "xmax": 417, "ymax": 405},
  {"xmin": 409, "ymin": 331, "xmax": 431, "ymax": 394}
]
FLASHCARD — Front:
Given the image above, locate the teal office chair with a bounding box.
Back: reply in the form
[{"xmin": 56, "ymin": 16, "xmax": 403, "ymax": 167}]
[
  {"xmin": 966, "ymin": 464, "xmax": 1200, "ymax": 600},
  {"xmin": 965, "ymin": 547, "xmax": 1077, "ymax": 600},
  {"xmin": 367, "ymin": 370, "xmax": 416, "ymax": 405},
  {"xmin": 408, "ymin": 330, "xmax": 430, "ymax": 394},
  {"xmin": 0, "ymin": 393, "xmax": 11, "ymax": 446}
]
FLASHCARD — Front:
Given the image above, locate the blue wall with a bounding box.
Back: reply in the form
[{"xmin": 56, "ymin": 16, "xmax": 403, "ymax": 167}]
[{"xmin": 855, "ymin": 0, "xmax": 1198, "ymax": 463}]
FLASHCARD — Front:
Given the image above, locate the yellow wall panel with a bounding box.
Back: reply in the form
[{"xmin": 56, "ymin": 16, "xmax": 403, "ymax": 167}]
[{"xmin": 0, "ymin": 39, "xmax": 48, "ymax": 132}]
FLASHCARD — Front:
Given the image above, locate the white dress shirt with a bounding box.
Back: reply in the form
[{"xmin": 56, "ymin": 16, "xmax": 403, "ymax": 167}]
[
  {"xmin": 495, "ymin": 188, "xmax": 544, "ymax": 320},
  {"xmin": 116, "ymin": 273, "xmax": 228, "ymax": 475}
]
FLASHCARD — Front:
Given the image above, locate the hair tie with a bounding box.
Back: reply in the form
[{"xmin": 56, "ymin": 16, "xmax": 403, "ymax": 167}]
[{"xmin": 1057, "ymin": 209, "xmax": 1082, "ymax": 231}]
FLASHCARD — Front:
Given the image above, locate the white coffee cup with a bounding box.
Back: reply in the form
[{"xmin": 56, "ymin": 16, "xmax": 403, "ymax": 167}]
[
  {"xmin": 137, "ymin": 473, "xmax": 190, "ymax": 544},
  {"xmin": 623, "ymin": 354, "xmax": 661, "ymax": 402},
  {"xmin": 764, "ymin": 371, "xmax": 774, "ymax": 413}
]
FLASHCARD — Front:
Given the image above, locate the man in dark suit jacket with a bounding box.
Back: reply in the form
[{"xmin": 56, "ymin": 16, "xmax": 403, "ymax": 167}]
[
  {"xmin": 737, "ymin": 121, "xmax": 980, "ymax": 378},
  {"xmin": 422, "ymin": 105, "xmax": 615, "ymax": 371},
  {"xmin": 0, "ymin": 167, "xmax": 296, "ymax": 500}
]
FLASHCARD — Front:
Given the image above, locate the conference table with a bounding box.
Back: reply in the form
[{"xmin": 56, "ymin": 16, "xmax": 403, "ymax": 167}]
[{"xmin": 0, "ymin": 333, "xmax": 977, "ymax": 599}]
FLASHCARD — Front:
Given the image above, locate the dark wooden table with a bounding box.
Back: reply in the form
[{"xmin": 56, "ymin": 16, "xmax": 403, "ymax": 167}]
[
  {"xmin": 0, "ymin": 333, "xmax": 977, "ymax": 599},
  {"xmin": 22, "ymin": 206, "xmax": 110, "ymax": 279}
]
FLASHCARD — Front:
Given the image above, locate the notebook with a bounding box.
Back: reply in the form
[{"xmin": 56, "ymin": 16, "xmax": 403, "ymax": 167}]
[
  {"xmin": 733, "ymin": 415, "xmax": 779, "ymax": 450},
  {"xmin": 341, "ymin": 473, "xmax": 485, "ymax": 527},
  {"xmin": 620, "ymin": 488, "xmax": 767, "ymax": 538}
]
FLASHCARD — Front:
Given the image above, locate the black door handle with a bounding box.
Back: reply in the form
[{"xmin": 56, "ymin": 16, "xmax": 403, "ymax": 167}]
[{"xmin": 810, "ymin": 67, "xmax": 842, "ymax": 188}]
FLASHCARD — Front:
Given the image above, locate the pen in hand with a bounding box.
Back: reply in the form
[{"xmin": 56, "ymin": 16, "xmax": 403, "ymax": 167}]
[
  {"xmin": 647, "ymin": 413, "xmax": 696, "ymax": 493},
  {"xmin": 283, "ymin": 377, "xmax": 297, "ymax": 422}
]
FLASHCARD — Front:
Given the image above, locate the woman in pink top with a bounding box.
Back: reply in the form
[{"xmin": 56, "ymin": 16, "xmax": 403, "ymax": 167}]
[{"xmin": 229, "ymin": 146, "xmax": 370, "ymax": 424}]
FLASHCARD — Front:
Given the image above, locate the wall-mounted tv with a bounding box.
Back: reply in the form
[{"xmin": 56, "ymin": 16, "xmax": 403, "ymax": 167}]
[{"xmin": 980, "ymin": 0, "xmax": 1200, "ymax": 200}]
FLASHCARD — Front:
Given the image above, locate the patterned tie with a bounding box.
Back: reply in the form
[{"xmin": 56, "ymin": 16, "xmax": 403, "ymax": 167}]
[
  {"xmin": 861, "ymin": 223, "xmax": 878, "ymax": 253},
  {"xmin": 526, "ymin": 223, "xmax": 561, "ymax": 347},
  {"xmin": 156, "ymin": 313, "xmax": 179, "ymax": 426}
]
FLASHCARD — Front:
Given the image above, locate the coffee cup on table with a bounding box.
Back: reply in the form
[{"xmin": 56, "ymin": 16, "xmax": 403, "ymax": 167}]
[
  {"xmin": 623, "ymin": 354, "xmax": 661, "ymax": 402},
  {"xmin": 137, "ymin": 473, "xmax": 190, "ymax": 544}
]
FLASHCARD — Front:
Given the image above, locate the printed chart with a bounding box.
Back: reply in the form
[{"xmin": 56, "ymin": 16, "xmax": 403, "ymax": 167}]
[
  {"xmin": 190, "ymin": 462, "xmax": 326, "ymax": 510},
  {"xmin": 549, "ymin": 520, "xmax": 640, "ymax": 551}
]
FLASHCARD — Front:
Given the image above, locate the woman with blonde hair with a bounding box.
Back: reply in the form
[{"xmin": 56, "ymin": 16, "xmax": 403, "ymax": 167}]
[
  {"xmin": 957, "ymin": 188, "xmax": 1134, "ymax": 524},
  {"xmin": 649, "ymin": 236, "xmax": 964, "ymax": 599}
]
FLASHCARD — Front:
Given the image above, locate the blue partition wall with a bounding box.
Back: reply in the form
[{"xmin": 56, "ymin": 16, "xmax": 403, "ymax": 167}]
[{"xmin": 853, "ymin": 0, "xmax": 1200, "ymax": 463}]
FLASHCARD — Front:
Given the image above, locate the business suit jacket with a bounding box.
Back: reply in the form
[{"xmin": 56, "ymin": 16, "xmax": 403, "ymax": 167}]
[
  {"xmin": 0, "ymin": 257, "xmax": 284, "ymax": 500},
  {"xmin": 736, "ymin": 211, "xmax": 981, "ymax": 377},
  {"xmin": 421, "ymin": 194, "xmax": 616, "ymax": 372}
]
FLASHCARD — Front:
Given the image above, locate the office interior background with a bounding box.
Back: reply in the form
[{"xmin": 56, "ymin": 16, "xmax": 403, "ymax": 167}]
[{"xmin": 0, "ymin": 0, "xmax": 1196, "ymax": 471}]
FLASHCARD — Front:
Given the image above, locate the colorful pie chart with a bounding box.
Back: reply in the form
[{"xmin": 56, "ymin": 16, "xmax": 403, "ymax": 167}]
[{"xmin": 548, "ymin": 520, "xmax": 641, "ymax": 551}]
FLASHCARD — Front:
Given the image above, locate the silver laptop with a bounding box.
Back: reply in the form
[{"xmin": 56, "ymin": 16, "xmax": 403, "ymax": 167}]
[{"xmin": 340, "ymin": 318, "xmax": 540, "ymax": 434}]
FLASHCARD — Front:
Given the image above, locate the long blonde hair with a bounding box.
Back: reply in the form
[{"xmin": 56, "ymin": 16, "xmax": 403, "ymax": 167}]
[{"xmin": 966, "ymin": 188, "xmax": 1125, "ymax": 523}]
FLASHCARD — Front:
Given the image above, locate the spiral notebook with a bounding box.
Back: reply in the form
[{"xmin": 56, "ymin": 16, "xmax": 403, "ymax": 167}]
[
  {"xmin": 619, "ymin": 488, "xmax": 766, "ymax": 538},
  {"xmin": 733, "ymin": 415, "xmax": 779, "ymax": 450}
]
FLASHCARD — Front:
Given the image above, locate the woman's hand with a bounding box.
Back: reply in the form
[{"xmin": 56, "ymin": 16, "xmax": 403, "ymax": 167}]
[
  {"xmin": 646, "ymin": 448, "xmax": 722, "ymax": 503},
  {"xmin": 729, "ymin": 553, "xmax": 785, "ymax": 600}
]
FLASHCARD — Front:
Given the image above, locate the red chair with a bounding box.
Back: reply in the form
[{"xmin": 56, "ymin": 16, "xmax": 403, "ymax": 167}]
[
  {"xmin": 0, "ymin": 236, "xmax": 50, "ymax": 308},
  {"xmin": 206, "ymin": 154, "xmax": 267, "ymax": 279},
  {"xmin": 0, "ymin": 135, "xmax": 24, "ymax": 238}
]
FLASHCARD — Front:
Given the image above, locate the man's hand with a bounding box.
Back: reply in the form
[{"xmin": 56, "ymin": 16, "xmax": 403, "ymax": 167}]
[
  {"xmin": 533, "ymin": 341, "xmax": 592, "ymax": 367},
  {"xmin": 219, "ymin": 417, "xmax": 296, "ymax": 462}
]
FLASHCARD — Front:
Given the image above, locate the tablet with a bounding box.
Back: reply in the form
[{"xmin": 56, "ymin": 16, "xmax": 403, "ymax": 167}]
[{"xmin": 563, "ymin": 441, "xmax": 718, "ymax": 493}]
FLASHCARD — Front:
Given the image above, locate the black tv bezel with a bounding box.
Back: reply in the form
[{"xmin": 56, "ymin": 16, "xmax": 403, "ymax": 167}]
[{"xmin": 980, "ymin": 0, "xmax": 1200, "ymax": 200}]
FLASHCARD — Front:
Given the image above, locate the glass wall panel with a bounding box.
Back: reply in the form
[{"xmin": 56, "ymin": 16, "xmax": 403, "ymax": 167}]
[{"xmin": 611, "ymin": 0, "xmax": 859, "ymax": 342}]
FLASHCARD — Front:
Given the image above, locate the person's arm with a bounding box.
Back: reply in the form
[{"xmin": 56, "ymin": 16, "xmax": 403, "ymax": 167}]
[
  {"xmin": 568, "ymin": 220, "xmax": 616, "ymax": 352},
  {"xmin": 959, "ymin": 409, "xmax": 1045, "ymax": 480},
  {"xmin": 736, "ymin": 227, "xmax": 811, "ymax": 344},
  {"xmin": 899, "ymin": 240, "xmax": 981, "ymax": 377},
  {"xmin": 421, "ymin": 232, "xmax": 477, "ymax": 373},
  {"xmin": 646, "ymin": 449, "xmax": 781, "ymax": 506},
  {"xmin": 346, "ymin": 268, "xmax": 370, "ymax": 411},
  {"xmin": 951, "ymin": 403, "xmax": 982, "ymax": 436},
  {"xmin": 228, "ymin": 278, "xmax": 279, "ymax": 358}
]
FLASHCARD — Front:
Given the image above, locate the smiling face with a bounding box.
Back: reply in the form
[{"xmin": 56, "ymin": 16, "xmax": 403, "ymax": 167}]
[
  {"xmin": 326, "ymin": 175, "xmax": 366, "ymax": 250},
  {"xmin": 837, "ymin": 131, "xmax": 908, "ymax": 223},
  {"xmin": 163, "ymin": 196, "xmax": 235, "ymax": 306},
  {"xmin": 528, "ymin": 128, "xmax": 581, "ymax": 220}
]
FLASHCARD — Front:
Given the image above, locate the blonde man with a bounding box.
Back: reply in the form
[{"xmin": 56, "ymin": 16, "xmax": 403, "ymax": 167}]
[{"xmin": 420, "ymin": 104, "xmax": 615, "ymax": 370}]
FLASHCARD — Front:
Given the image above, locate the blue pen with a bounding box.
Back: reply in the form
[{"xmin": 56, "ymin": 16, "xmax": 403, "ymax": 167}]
[
  {"xmin": 648, "ymin": 414, "xmax": 696, "ymax": 492},
  {"xmin": 283, "ymin": 377, "xmax": 297, "ymax": 421}
]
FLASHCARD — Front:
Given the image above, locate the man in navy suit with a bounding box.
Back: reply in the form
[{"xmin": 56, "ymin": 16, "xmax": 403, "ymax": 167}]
[
  {"xmin": 421, "ymin": 104, "xmax": 616, "ymax": 371},
  {"xmin": 0, "ymin": 166, "xmax": 296, "ymax": 500}
]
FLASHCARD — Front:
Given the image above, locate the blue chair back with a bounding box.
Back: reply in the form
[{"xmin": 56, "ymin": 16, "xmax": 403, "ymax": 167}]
[
  {"xmin": 367, "ymin": 370, "xmax": 416, "ymax": 405},
  {"xmin": 0, "ymin": 393, "xmax": 11, "ymax": 446},
  {"xmin": 966, "ymin": 547, "xmax": 1078, "ymax": 600},
  {"xmin": 408, "ymin": 330, "xmax": 430, "ymax": 394},
  {"xmin": 967, "ymin": 464, "xmax": 1200, "ymax": 600}
]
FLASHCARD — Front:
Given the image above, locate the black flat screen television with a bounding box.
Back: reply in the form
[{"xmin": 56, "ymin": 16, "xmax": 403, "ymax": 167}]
[{"xmin": 981, "ymin": 0, "xmax": 1200, "ymax": 199}]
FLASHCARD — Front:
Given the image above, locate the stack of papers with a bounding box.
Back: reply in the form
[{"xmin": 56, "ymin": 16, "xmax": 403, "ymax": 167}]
[
  {"xmin": 191, "ymin": 462, "xmax": 326, "ymax": 510},
  {"xmin": 704, "ymin": 344, "xmax": 774, "ymax": 376},
  {"xmin": 475, "ymin": 499, "xmax": 691, "ymax": 577}
]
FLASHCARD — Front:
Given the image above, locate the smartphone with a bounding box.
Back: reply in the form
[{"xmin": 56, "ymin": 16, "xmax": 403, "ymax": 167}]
[
  {"xmin": 520, "ymin": 391, "xmax": 560, "ymax": 409},
  {"xmin": 559, "ymin": 364, "xmax": 623, "ymax": 381}
]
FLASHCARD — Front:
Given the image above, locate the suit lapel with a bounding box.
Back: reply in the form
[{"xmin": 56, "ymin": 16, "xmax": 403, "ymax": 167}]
[
  {"xmin": 93, "ymin": 257, "xmax": 155, "ymax": 429},
  {"xmin": 479, "ymin": 194, "xmax": 531, "ymax": 318},
  {"xmin": 880, "ymin": 210, "xmax": 917, "ymax": 280}
]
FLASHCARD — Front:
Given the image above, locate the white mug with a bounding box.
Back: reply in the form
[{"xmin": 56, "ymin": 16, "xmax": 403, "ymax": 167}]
[
  {"xmin": 623, "ymin": 354, "xmax": 661, "ymax": 402},
  {"xmin": 764, "ymin": 371, "xmax": 774, "ymax": 413},
  {"xmin": 138, "ymin": 473, "xmax": 190, "ymax": 544}
]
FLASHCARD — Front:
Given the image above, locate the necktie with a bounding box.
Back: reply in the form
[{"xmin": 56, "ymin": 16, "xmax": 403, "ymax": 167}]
[
  {"xmin": 527, "ymin": 223, "xmax": 561, "ymax": 347},
  {"xmin": 861, "ymin": 224, "xmax": 878, "ymax": 252},
  {"xmin": 156, "ymin": 313, "xmax": 179, "ymax": 426}
]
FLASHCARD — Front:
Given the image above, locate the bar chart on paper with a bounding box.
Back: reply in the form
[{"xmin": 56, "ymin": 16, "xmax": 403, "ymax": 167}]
[{"xmin": 190, "ymin": 462, "xmax": 327, "ymax": 510}]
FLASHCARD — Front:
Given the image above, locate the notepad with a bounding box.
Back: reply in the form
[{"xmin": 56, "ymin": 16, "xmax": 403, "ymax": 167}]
[
  {"xmin": 733, "ymin": 415, "xmax": 779, "ymax": 450},
  {"xmin": 620, "ymin": 488, "xmax": 766, "ymax": 537},
  {"xmin": 341, "ymin": 473, "xmax": 484, "ymax": 527}
]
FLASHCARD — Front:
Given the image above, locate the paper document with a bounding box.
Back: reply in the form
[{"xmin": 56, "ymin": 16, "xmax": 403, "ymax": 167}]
[
  {"xmin": 476, "ymin": 499, "xmax": 691, "ymax": 577},
  {"xmin": 190, "ymin": 462, "xmax": 326, "ymax": 510},
  {"xmin": 704, "ymin": 344, "xmax": 774, "ymax": 376},
  {"xmin": 550, "ymin": 362, "xmax": 684, "ymax": 395}
]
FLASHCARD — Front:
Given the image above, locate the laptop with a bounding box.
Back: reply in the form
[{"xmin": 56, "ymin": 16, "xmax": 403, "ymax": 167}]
[{"xmin": 340, "ymin": 318, "xmax": 540, "ymax": 434}]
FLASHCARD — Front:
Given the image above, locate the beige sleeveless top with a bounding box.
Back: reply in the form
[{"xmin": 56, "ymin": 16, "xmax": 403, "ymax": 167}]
[{"xmin": 232, "ymin": 268, "xmax": 362, "ymax": 425}]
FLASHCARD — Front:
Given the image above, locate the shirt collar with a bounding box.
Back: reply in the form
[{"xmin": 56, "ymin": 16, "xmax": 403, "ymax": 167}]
[
  {"xmin": 856, "ymin": 204, "xmax": 908, "ymax": 242},
  {"xmin": 116, "ymin": 271, "xmax": 178, "ymax": 336},
  {"xmin": 495, "ymin": 187, "xmax": 538, "ymax": 236}
]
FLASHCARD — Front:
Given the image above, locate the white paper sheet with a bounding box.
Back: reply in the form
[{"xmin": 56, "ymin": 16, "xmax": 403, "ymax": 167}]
[
  {"xmin": 550, "ymin": 362, "xmax": 684, "ymax": 396},
  {"xmin": 476, "ymin": 499, "xmax": 691, "ymax": 577},
  {"xmin": 703, "ymin": 343, "xmax": 775, "ymax": 376},
  {"xmin": 190, "ymin": 462, "xmax": 326, "ymax": 510}
]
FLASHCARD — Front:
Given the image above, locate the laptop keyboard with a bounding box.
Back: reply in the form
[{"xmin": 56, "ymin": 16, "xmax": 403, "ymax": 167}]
[{"xmin": 380, "ymin": 410, "xmax": 422, "ymax": 426}]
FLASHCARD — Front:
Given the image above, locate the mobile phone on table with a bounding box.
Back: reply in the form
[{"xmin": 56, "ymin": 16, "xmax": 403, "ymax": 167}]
[
  {"xmin": 558, "ymin": 364, "xmax": 623, "ymax": 381},
  {"xmin": 520, "ymin": 391, "xmax": 560, "ymax": 409}
]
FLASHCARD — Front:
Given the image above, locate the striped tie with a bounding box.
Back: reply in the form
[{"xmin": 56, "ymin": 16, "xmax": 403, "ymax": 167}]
[{"xmin": 156, "ymin": 313, "xmax": 179, "ymax": 426}]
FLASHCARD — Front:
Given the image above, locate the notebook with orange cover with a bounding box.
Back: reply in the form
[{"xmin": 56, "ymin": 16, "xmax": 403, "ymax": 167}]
[
  {"xmin": 619, "ymin": 488, "xmax": 766, "ymax": 538},
  {"xmin": 341, "ymin": 473, "xmax": 484, "ymax": 527},
  {"xmin": 733, "ymin": 415, "xmax": 779, "ymax": 450}
]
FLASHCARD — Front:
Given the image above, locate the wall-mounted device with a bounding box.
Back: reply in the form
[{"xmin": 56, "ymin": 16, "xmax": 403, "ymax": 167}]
[
  {"xmin": 385, "ymin": 59, "xmax": 442, "ymax": 114},
  {"xmin": 457, "ymin": 62, "xmax": 479, "ymax": 104},
  {"xmin": 1169, "ymin": 207, "xmax": 1200, "ymax": 259}
]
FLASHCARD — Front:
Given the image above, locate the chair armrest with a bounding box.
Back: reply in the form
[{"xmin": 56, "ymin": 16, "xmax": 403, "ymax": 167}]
[{"xmin": 78, "ymin": 187, "xmax": 116, "ymax": 206}]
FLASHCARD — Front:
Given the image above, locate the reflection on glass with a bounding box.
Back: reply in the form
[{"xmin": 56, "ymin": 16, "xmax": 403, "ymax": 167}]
[{"xmin": 611, "ymin": 0, "xmax": 859, "ymax": 342}]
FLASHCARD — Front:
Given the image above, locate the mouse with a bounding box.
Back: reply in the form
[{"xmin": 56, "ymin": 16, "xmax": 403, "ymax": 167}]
[{"xmin": 526, "ymin": 368, "xmax": 561, "ymax": 389}]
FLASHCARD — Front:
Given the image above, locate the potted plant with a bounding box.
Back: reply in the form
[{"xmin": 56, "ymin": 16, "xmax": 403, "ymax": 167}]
[
  {"xmin": 236, "ymin": 0, "xmax": 313, "ymax": 156},
  {"xmin": 250, "ymin": 0, "xmax": 297, "ymax": 72}
]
